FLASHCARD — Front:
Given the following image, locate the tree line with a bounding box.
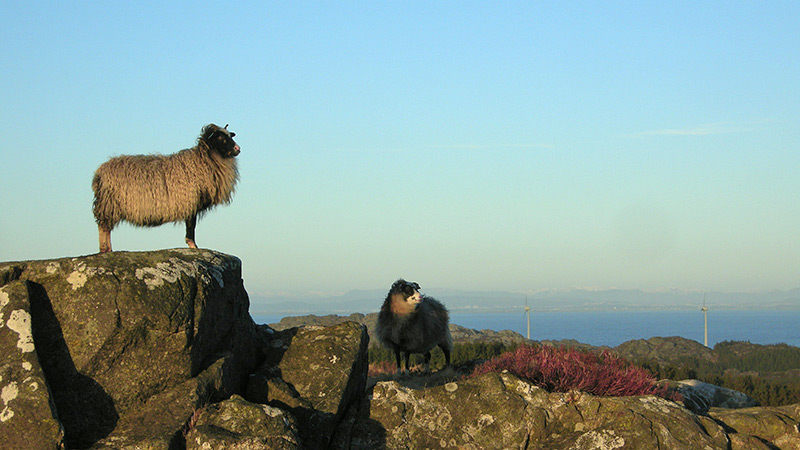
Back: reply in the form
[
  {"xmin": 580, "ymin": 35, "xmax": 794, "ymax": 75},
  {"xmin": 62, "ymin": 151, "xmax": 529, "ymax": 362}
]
[{"xmin": 637, "ymin": 341, "xmax": 800, "ymax": 407}]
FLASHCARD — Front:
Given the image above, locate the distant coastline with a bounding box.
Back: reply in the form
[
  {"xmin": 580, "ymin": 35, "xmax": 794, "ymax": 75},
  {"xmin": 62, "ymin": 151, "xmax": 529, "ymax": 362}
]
[
  {"xmin": 251, "ymin": 304, "xmax": 800, "ymax": 315},
  {"xmin": 252, "ymin": 310, "xmax": 800, "ymax": 348},
  {"xmin": 250, "ymin": 287, "xmax": 800, "ymax": 316}
]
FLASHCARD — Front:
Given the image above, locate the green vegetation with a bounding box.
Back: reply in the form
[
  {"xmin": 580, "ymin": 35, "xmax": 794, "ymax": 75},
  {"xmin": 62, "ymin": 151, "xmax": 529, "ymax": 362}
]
[
  {"xmin": 715, "ymin": 341, "xmax": 800, "ymax": 372},
  {"xmin": 637, "ymin": 341, "xmax": 800, "ymax": 407}
]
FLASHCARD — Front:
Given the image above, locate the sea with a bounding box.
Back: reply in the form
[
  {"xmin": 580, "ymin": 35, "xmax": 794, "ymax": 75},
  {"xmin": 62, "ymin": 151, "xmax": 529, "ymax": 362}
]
[{"xmin": 251, "ymin": 310, "xmax": 800, "ymax": 348}]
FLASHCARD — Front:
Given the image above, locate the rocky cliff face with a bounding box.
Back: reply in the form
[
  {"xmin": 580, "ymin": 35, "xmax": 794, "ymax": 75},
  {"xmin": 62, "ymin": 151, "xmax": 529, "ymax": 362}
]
[
  {"xmin": 1, "ymin": 250, "xmax": 799, "ymax": 449},
  {"xmin": 0, "ymin": 250, "xmax": 267, "ymax": 448}
]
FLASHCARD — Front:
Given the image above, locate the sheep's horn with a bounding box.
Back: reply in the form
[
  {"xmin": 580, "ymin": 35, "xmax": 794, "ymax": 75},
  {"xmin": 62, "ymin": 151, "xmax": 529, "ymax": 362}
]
[{"xmin": 224, "ymin": 124, "xmax": 229, "ymax": 129}]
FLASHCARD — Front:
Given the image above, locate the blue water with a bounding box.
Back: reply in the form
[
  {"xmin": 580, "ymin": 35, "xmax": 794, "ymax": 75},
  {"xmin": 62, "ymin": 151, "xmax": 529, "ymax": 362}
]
[{"xmin": 251, "ymin": 310, "xmax": 800, "ymax": 348}]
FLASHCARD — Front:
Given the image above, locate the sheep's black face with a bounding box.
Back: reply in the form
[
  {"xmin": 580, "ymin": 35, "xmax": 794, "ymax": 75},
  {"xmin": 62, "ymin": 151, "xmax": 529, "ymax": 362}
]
[
  {"xmin": 214, "ymin": 130, "xmax": 240, "ymax": 158},
  {"xmin": 386, "ymin": 279, "xmax": 423, "ymax": 316},
  {"xmin": 390, "ymin": 279, "xmax": 422, "ymax": 304},
  {"xmin": 204, "ymin": 124, "xmax": 241, "ymax": 158}
]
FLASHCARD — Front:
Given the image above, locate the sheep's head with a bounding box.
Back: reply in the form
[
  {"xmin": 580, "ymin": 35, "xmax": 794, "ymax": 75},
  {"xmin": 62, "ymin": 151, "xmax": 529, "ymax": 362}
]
[
  {"xmin": 388, "ymin": 279, "xmax": 422, "ymax": 316},
  {"xmin": 201, "ymin": 123, "xmax": 240, "ymax": 157}
]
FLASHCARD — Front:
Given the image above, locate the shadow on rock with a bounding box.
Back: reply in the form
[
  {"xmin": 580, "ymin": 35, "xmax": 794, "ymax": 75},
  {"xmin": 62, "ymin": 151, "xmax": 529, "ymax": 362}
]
[
  {"xmin": 28, "ymin": 282, "xmax": 118, "ymax": 448},
  {"xmin": 338, "ymin": 386, "xmax": 387, "ymax": 450}
]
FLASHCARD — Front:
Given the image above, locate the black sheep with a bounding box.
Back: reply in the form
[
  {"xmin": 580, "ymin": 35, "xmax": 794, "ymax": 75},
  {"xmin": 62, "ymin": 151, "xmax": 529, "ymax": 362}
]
[{"xmin": 375, "ymin": 279, "xmax": 453, "ymax": 374}]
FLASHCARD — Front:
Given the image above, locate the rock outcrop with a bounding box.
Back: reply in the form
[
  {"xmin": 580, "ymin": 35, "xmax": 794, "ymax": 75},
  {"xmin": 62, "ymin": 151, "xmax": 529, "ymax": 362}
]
[
  {"xmin": 710, "ymin": 404, "xmax": 800, "ymax": 449},
  {"xmin": 351, "ymin": 372, "xmax": 799, "ymax": 449},
  {"xmin": 185, "ymin": 394, "xmax": 301, "ymax": 449},
  {"xmin": 358, "ymin": 372, "xmax": 729, "ymax": 449},
  {"xmin": 2, "ymin": 250, "xmax": 799, "ymax": 449},
  {"xmin": 675, "ymin": 379, "xmax": 760, "ymax": 414},
  {"xmin": 0, "ymin": 249, "xmax": 268, "ymax": 448},
  {"xmin": 249, "ymin": 322, "xmax": 369, "ymax": 448}
]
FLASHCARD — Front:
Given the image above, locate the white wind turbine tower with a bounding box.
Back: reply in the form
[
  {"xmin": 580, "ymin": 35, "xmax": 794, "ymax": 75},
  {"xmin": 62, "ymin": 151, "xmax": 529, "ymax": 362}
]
[
  {"xmin": 524, "ymin": 295, "xmax": 531, "ymax": 340},
  {"xmin": 701, "ymin": 293, "xmax": 709, "ymax": 347}
]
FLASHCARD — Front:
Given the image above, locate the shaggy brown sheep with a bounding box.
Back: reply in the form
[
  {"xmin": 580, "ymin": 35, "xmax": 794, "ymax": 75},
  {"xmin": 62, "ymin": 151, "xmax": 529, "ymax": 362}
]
[{"xmin": 92, "ymin": 123, "xmax": 240, "ymax": 253}]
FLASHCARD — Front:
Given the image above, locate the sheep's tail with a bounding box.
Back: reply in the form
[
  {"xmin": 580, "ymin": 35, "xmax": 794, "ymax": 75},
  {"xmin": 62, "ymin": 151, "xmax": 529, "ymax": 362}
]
[{"xmin": 92, "ymin": 171, "xmax": 118, "ymax": 230}]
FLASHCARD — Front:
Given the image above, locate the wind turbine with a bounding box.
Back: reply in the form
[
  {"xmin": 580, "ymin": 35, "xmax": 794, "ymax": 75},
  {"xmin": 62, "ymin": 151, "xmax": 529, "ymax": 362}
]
[
  {"xmin": 524, "ymin": 295, "xmax": 531, "ymax": 340},
  {"xmin": 701, "ymin": 293, "xmax": 709, "ymax": 347}
]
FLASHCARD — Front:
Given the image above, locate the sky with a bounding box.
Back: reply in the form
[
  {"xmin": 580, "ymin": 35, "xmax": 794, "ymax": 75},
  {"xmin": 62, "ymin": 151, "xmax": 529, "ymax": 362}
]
[{"xmin": 2, "ymin": 1, "xmax": 799, "ymax": 299}]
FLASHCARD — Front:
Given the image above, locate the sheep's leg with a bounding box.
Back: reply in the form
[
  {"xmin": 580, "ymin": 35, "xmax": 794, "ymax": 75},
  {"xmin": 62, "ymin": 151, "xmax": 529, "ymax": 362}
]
[
  {"xmin": 98, "ymin": 224, "xmax": 112, "ymax": 253},
  {"xmin": 423, "ymin": 352, "xmax": 432, "ymax": 372},
  {"xmin": 394, "ymin": 350, "xmax": 404, "ymax": 374},
  {"xmin": 185, "ymin": 215, "xmax": 198, "ymax": 248},
  {"xmin": 439, "ymin": 343, "xmax": 452, "ymax": 369}
]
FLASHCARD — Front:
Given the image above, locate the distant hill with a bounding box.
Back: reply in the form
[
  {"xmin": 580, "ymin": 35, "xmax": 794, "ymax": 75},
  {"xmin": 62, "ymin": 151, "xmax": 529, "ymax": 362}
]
[{"xmin": 251, "ymin": 287, "xmax": 800, "ymax": 314}]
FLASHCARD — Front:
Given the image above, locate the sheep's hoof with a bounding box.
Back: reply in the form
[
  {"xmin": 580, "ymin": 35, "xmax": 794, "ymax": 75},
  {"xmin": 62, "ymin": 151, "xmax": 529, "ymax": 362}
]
[{"xmin": 186, "ymin": 239, "xmax": 198, "ymax": 249}]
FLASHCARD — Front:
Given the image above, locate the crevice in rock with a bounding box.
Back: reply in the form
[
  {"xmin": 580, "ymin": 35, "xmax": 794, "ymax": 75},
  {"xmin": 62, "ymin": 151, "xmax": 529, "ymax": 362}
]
[{"xmin": 108, "ymin": 270, "xmax": 123, "ymax": 329}]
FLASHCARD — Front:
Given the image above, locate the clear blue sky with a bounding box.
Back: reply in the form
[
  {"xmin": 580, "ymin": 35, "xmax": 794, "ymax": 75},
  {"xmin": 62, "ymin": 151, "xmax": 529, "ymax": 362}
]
[{"xmin": 2, "ymin": 2, "xmax": 798, "ymax": 297}]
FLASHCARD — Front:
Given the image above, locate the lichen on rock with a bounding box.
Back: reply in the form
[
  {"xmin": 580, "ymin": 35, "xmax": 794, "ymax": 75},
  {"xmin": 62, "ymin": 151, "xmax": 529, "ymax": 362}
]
[
  {"xmin": 134, "ymin": 257, "xmax": 201, "ymax": 290},
  {"xmin": 6, "ymin": 309, "xmax": 34, "ymax": 353}
]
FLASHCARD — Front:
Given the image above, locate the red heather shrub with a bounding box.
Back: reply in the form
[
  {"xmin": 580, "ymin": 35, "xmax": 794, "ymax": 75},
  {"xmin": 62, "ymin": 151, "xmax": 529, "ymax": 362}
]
[{"xmin": 472, "ymin": 345, "xmax": 675, "ymax": 399}]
